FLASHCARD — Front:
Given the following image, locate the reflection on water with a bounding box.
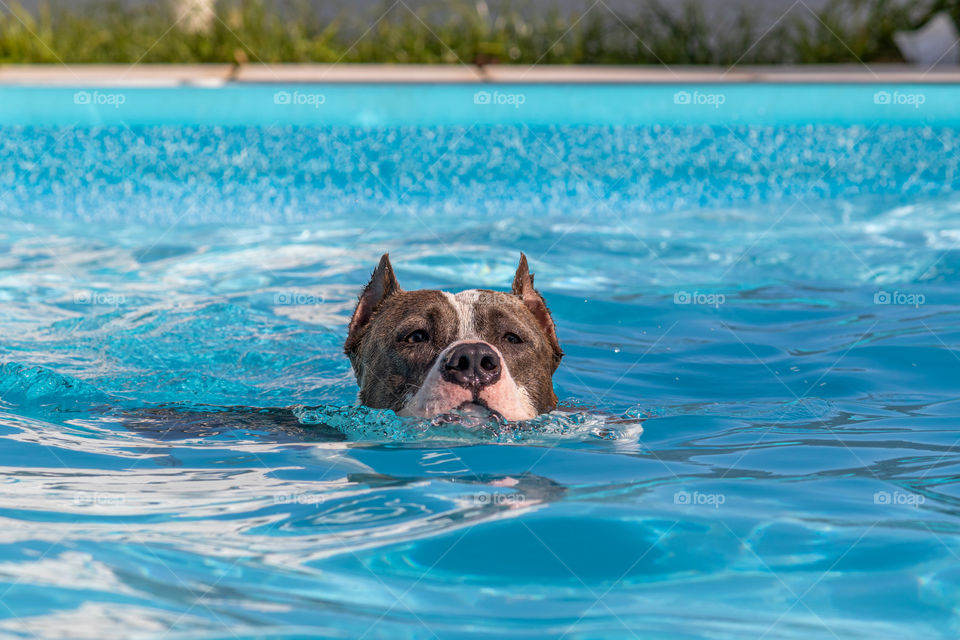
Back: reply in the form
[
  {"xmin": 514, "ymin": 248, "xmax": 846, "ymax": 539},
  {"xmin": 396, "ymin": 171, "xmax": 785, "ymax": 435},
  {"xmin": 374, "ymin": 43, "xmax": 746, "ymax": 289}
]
[{"xmin": 3, "ymin": 380, "xmax": 960, "ymax": 637}]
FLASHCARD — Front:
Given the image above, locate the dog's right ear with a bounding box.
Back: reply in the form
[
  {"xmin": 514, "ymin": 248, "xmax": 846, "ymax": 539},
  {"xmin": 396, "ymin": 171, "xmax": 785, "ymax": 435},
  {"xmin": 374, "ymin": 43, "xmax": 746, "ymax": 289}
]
[{"xmin": 345, "ymin": 253, "xmax": 400, "ymax": 355}]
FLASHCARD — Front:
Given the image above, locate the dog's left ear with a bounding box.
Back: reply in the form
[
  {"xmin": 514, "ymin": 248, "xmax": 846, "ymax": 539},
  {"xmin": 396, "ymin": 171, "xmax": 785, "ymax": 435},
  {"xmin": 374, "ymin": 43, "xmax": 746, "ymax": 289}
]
[
  {"xmin": 512, "ymin": 253, "xmax": 563, "ymax": 365},
  {"xmin": 345, "ymin": 253, "xmax": 401, "ymax": 356}
]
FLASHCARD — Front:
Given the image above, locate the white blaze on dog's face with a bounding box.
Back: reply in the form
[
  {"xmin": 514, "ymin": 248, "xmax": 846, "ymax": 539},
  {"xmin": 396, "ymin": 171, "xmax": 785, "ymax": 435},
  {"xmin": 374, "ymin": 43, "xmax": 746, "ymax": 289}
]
[{"xmin": 344, "ymin": 254, "xmax": 563, "ymax": 421}]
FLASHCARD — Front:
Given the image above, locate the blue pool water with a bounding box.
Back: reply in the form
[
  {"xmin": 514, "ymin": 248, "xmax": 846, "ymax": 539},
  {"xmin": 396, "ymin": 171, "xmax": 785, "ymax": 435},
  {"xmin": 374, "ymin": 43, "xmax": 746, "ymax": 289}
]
[{"xmin": 2, "ymin": 84, "xmax": 960, "ymax": 638}]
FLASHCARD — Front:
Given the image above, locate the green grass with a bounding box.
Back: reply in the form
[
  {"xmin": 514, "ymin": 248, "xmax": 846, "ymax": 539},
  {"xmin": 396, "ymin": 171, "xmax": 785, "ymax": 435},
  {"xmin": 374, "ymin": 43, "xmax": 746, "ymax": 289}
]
[{"xmin": 0, "ymin": 0, "xmax": 954, "ymax": 65}]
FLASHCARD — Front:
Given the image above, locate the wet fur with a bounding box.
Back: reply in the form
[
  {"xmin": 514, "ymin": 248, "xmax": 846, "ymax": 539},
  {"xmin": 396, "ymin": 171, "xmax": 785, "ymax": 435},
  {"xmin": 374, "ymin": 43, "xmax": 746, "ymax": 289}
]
[{"xmin": 345, "ymin": 254, "xmax": 563, "ymax": 419}]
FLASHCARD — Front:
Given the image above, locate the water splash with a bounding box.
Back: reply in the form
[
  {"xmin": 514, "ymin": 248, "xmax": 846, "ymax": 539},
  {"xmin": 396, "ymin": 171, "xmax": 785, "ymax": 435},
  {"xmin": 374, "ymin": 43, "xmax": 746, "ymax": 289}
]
[
  {"xmin": 292, "ymin": 400, "xmax": 644, "ymax": 444},
  {"xmin": 0, "ymin": 362, "xmax": 115, "ymax": 413}
]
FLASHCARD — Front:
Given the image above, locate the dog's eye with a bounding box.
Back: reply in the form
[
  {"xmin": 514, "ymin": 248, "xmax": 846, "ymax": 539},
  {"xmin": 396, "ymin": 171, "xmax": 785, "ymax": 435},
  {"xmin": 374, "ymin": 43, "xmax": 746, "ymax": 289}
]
[
  {"xmin": 503, "ymin": 332, "xmax": 523, "ymax": 344},
  {"xmin": 402, "ymin": 329, "xmax": 430, "ymax": 344}
]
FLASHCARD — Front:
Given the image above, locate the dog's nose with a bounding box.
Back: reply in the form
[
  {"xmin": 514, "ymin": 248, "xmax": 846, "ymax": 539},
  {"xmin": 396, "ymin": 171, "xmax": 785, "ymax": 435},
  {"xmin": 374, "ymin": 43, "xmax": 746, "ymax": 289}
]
[{"xmin": 442, "ymin": 342, "xmax": 502, "ymax": 390}]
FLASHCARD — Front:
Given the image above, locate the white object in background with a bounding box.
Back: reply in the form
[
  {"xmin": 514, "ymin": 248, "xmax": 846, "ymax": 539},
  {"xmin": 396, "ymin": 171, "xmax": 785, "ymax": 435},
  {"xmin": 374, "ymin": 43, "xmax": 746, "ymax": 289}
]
[
  {"xmin": 170, "ymin": 0, "xmax": 215, "ymax": 34},
  {"xmin": 894, "ymin": 12, "xmax": 960, "ymax": 66}
]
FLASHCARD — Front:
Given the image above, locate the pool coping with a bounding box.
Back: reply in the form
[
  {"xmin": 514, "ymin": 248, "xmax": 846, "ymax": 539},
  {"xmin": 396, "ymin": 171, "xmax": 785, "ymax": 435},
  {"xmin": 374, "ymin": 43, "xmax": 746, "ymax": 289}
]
[{"xmin": 0, "ymin": 63, "xmax": 959, "ymax": 85}]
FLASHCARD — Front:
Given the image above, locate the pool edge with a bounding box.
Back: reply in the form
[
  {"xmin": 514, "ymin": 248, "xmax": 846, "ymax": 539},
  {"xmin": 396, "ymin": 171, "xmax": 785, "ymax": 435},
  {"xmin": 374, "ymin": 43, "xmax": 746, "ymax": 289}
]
[{"xmin": 0, "ymin": 63, "xmax": 959, "ymax": 86}]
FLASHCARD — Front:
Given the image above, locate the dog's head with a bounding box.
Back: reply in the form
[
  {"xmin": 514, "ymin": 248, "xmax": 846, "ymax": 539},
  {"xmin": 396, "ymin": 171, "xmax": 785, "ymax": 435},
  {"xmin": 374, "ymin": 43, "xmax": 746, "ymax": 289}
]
[{"xmin": 344, "ymin": 254, "xmax": 563, "ymax": 421}]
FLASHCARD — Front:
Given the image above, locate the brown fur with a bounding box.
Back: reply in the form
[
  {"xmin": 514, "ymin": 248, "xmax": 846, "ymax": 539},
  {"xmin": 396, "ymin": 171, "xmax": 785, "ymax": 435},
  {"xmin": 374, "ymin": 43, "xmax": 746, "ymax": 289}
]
[{"xmin": 345, "ymin": 254, "xmax": 563, "ymax": 416}]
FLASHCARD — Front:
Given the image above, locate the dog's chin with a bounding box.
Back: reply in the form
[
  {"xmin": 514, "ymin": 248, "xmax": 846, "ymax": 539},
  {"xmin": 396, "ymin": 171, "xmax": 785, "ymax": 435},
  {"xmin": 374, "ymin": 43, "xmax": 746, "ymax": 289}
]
[
  {"xmin": 399, "ymin": 380, "xmax": 536, "ymax": 422},
  {"xmin": 454, "ymin": 400, "xmax": 502, "ymax": 419},
  {"xmin": 400, "ymin": 398, "xmax": 503, "ymax": 423}
]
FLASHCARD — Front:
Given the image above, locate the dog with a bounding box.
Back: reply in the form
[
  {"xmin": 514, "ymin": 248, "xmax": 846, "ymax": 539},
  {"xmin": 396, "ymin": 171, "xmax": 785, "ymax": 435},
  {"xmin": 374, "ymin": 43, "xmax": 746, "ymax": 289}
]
[{"xmin": 344, "ymin": 254, "xmax": 563, "ymax": 421}]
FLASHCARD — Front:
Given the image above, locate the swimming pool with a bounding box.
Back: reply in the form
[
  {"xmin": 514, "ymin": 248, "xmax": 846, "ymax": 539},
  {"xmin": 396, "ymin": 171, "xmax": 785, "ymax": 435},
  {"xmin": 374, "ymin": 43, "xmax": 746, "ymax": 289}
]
[{"xmin": 2, "ymin": 83, "xmax": 960, "ymax": 638}]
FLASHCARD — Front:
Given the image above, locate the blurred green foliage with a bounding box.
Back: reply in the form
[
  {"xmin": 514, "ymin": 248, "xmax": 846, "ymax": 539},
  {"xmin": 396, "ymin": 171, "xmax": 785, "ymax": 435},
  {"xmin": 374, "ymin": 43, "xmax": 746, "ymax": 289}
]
[{"xmin": 0, "ymin": 0, "xmax": 954, "ymax": 64}]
